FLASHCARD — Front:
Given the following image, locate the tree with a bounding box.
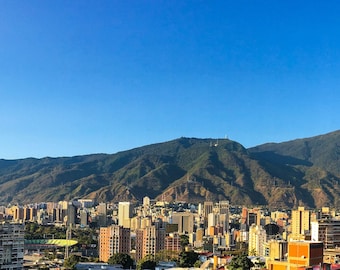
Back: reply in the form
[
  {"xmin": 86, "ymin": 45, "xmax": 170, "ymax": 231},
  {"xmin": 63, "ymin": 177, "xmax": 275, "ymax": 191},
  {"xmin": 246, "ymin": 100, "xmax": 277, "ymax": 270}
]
[
  {"xmin": 108, "ymin": 253, "xmax": 134, "ymax": 269},
  {"xmin": 180, "ymin": 235, "xmax": 189, "ymax": 250},
  {"xmin": 194, "ymin": 260, "xmax": 203, "ymax": 268},
  {"xmin": 139, "ymin": 259, "xmax": 157, "ymax": 270},
  {"xmin": 137, "ymin": 255, "xmax": 157, "ymax": 270},
  {"xmin": 63, "ymin": 255, "xmax": 89, "ymax": 270},
  {"xmin": 227, "ymin": 253, "xmax": 254, "ymax": 270},
  {"xmin": 178, "ymin": 250, "xmax": 199, "ymax": 267},
  {"xmin": 154, "ymin": 249, "xmax": 179, "ymax": 262},
  {"xmin": 253, "ymin": 257, "xmax": 266, "ymax": 269}
]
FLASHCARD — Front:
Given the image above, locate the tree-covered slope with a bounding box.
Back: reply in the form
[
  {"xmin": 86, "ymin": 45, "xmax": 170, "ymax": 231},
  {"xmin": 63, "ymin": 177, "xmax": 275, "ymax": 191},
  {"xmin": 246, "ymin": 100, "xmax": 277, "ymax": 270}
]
[
  {"xmin": 1, "ymin": 132, "xmax": 340, "ymax": 208},
  {"xmin": 249, "ymin": 130, "xmax": 340, "ymax": 208}
]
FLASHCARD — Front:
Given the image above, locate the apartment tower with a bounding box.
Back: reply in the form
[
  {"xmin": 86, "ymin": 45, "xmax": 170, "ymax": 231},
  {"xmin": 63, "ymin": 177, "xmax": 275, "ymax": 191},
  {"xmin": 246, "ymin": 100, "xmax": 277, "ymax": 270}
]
[{"xmin": 99, "ymin": 225, "xmax": 131, "ymax": 262}]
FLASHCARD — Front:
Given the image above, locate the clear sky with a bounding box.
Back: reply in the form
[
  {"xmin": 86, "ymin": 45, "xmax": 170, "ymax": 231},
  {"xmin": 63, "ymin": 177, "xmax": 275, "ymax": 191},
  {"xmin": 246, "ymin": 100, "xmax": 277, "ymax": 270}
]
[{"xmin": 1, "ymin": 1, "xmax": 340, "ymax": 159}]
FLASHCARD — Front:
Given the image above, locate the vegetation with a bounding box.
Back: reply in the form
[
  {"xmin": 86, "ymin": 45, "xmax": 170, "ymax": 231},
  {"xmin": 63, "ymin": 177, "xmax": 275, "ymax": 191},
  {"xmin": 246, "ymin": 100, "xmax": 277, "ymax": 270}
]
[
  {"xmin": 178, "ymin": 250, "xmax": 199, "ymax": 267},
  {"xmin": 63, "ymin": 254, "xmax": 99, "ymax": 269},
  {"xmin": 25, "ymin": 223, "xmax": 66, "ymax": 239},
  {"xmin": 227, "ymin": 253, "xmax": 254, "ymax": 270},
  {"xmin": 108, "ymin": 253, "xmax": 134, "ymax": 268},
  {"xmin": 137, "ymin": 255, "xmax": 157, "ymax": 270},
  {"xmin": 179, "ymin": 234, "xmax": 189, "ymax": 250},
  {"xmin": 2, "ymin": 131, "xmax": 340, "ymax": 208},
  {"xmin": 25, "ymin": 222, "xmax": 98, "ymax": 255}
]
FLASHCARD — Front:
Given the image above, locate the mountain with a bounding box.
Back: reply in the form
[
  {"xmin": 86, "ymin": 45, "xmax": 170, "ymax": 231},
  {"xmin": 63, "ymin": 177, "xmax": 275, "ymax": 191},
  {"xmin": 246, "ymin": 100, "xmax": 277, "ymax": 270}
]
[
  {"xmin": 248, "ymin": 130, "xmax": 340, "ymax": 208},
  {"xmin": 1, "ymin": 131, "xmax": 340, "ymax": 208}
]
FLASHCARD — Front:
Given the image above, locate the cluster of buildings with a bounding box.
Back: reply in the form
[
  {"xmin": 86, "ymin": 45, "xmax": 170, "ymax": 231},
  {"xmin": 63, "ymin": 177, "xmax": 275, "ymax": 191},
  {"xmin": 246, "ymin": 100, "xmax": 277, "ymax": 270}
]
[
  {"xmin": 97, "ymin": 202, "xmax": 340, "ymax": 270},
  {"xmin": 3, "ymin": 198, "xmax": 340, "ymax": 269}
]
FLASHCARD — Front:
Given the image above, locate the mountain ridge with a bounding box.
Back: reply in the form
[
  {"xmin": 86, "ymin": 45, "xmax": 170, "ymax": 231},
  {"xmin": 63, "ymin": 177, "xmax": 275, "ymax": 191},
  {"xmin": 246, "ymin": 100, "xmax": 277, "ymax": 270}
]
[{"xmin": 1, "ymin": 131, "xmax": 340, "ymax": 208}]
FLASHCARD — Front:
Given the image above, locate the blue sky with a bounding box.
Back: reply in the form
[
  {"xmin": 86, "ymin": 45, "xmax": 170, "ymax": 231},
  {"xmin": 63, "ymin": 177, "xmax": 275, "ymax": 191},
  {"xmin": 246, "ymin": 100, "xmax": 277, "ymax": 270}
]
[{"xmin": 1, "ymin": 1, "xmax": 340, "ymax": 159}]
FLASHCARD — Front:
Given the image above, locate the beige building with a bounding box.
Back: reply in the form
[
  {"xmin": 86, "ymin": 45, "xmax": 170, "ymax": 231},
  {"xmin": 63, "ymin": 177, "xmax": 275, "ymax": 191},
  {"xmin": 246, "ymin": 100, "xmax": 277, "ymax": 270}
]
[
  {"xmin": 264, "ymin": 239, "xmax": 288, "ymax": 261},
  {"xmin": 118, "ymin": 202, "xmax": 133, "ymax": 228},
  {"xmin": 290, "ymin": 206, "xmax": 311, "ymax": 240},
  {"xmin": 10, "ymin": 206, "xmax": 24, "ymax": 221},
  {"xmin": 135, "ymin": 222, "xmax": 166, "ymax": 261},
  {"xmin": 171, "ymin": 212, "xmax": 194, "ymax": 234}
]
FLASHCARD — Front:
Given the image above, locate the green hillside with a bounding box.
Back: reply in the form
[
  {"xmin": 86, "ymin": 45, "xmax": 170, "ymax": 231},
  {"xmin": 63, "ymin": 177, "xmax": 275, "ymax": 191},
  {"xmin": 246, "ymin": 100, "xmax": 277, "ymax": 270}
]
[{"xmin": 1, "ymin": 132, "xmax": 340, "ymax": 208}]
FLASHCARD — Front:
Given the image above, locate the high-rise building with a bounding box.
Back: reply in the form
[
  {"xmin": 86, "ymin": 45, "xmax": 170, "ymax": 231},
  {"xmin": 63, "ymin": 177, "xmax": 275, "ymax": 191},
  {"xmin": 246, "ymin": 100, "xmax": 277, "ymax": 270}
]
[
  {"xmin": 217, "ymin": 201, "xmax": 229, "ymax": 214},
  {"xmin": 97, "ymin": 203, "xmax": 107, "ymax": 227},
  {"xmin": 264, "ymin": 239, "xmax": 288, "ymax": 261},
  {"xmin": 207, "ymin": 212, "xmax": 229, "ymax": 235},
  {"xmin": 143, "ymin": 196, "xmax": 150, "ymax": 207},
  {"xmin": 67, "ymin": 202, "xmax": 77, "ymax": 227},
  {"xmin": 99, "ymin": 225, "xmax": 131, "ymax": 262},
  {"xmin": 241, "ymin": 207, "xmax": 248, "ymax": 225},
  {"xmin": 135, "ymin": 222, "xmax": 166, "ymax": 261},
  {"xmin": 291, "ymin": 207, "xmax": 311, "ymax": 240},
  {"xmin": 80, "ymin": 209, "xmax": 89, "ymax": 227},
  {"xmin": 248, "ymin": 224, "xmax": 267, "ymax": 256},
  {"xmin": 0, "ymin": 223, "xmax": 24, "ymax": 269},
  {"xmin": 203, "ymin": 201, "xmax": 213, "ymax": 218},
  {"xmin": 10, "ymin": 206, "xmax": 24, "ymax": 222},
  {"xmin": 118, "ymin": 202, "xmax": 133, "ymax": 228},
  {"xmin": 171, "ymin": 212, "xmax": 194, "ymax": 234},
  {"xmin": 23, "ymin": 206, "xmax": 37, "ymax": 222},
  {"xmin": 311, "ymin": 219, "xmax": 340, "ymax": 249}
]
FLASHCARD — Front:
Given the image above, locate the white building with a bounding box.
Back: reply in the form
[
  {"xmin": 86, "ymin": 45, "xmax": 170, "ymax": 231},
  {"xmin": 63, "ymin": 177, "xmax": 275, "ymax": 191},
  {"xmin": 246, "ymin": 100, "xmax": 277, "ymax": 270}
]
[
  {"xmin": 248, "ymin": 224, "xmax": 266, "ymax": 256},
  {"xmin": 0, "ymin": 223, "xmax": 24, "ymax": 269}
]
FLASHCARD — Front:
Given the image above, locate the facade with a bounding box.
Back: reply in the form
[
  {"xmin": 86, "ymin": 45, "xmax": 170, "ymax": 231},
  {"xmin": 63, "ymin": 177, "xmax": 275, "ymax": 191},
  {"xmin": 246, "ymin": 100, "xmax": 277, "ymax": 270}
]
[
  {"xmin": 0, "ymin": 223, "xmax": 24, "ymax": 269},
  {"xmin": 311, "ymin": 219, "xmax": 340, "ymax": 249},
  {"xmin": 67, "ymin": 202, "xmax": 77, "ymax": 226},
  {"xmin": 290, "ymin": 207, "xmax": 311, "ymax": 240},
  {"xmin": 248, "ymin": 224, "xmax": 266, "ymax": 256},
  {"xmin": 203, "ymin": 201, "xmax": 213, "ymax": 219},
  {"xmin": 164, "ymin": 232, "xmax": 181, "ymax": 253},
  {"xmin": 80, "ymin": 209, "xmax": 89, "ymax": 227},
  {"xmin": 171, "ymin": 212, "xmax": 194, "ymax": 234},
  {"xmin": 118, "ymin": 202, "xmax": 132, "ymax": 228},
  {"xmin": 99, "ymin": 225, "xmax": 131, "ymax": 262},
  {"xmin": 135, "ymin": 222, "xmax": 166, "ymax": 261},
  {"xmin": 207, "ymin": 213, "xmax": 229, "ymax": 235},
  {"xmin": 267, "ymin": 241, "xmax": 323, "ymax": 270},
  {"xmin": 97, "ymin": 203, "xmax": 107, "ymax": 227},
  {"xmin": 264, "ymin": 239, "xmax": 288, "ymax": 261}
]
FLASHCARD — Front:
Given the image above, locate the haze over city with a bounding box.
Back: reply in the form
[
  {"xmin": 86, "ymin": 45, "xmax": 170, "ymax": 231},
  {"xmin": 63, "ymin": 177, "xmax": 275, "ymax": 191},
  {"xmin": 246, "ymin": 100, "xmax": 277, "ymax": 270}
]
[{"xmin": 1, "ymin": 1, "xmax": 340, "ymax": 159}]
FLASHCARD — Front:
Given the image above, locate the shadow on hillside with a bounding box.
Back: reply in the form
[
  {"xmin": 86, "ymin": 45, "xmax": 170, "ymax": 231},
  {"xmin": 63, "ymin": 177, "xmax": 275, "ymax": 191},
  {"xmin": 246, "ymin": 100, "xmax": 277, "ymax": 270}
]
[{"xmin": 250, "ymin": 151, "xmax": 313, "ymax": 166}]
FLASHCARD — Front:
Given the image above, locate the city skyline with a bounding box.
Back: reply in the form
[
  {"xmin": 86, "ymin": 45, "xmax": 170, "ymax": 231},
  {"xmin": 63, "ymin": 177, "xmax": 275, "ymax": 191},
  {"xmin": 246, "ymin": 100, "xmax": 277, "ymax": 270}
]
[{"xmin": 1, "ymin": 1, "xmax": 340, "ymax": 159}]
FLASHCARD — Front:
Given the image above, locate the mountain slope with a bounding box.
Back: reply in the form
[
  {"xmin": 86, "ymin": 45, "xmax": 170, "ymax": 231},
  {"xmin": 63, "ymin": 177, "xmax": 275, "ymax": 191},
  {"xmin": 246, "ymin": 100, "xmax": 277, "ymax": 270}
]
[
  {"xmin": 1, "ymin": 132, "xmax": 340, "ymax": 208},
  {"xmin": 249, "ymin": 130, "xmax": 340, "ymax": 208}
]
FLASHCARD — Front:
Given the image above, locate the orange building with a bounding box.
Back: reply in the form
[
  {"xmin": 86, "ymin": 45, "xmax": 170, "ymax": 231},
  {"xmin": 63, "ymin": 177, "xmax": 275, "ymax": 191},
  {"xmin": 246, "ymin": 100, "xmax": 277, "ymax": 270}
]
[
  {"xmin": 99, "ymin": 225, "xmax": 131, "ymax": 262},
  {"xmin": 267, "ymin": 241, "xmax": 323, "ymax": 270},
  {"xmin": 135, "ymin": 223, "xmax": 166, "ymax": 261}
]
